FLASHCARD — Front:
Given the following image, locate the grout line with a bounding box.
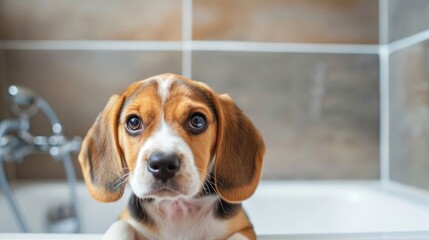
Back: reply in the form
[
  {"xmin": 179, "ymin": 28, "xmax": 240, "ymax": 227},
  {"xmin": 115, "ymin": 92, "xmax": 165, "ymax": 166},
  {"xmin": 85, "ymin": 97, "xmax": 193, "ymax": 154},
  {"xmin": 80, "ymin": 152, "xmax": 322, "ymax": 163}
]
[
  {"xmin": 182, "ymin": 43, "xmax": 192, "ymax": 78},
  {"xmin": 1, "ymin": 28, "xmax": 429, "ymax": 55},
  {"xmin": 378, "ymin": 0, "xmax": 389, "ymax": 44},
  {"xmin": 378, "ymin": 0, "xmax": 389, "ymax": 184},
  {"xmin": 388, "ymin": 28, "xmax": 429, "ymax": 53},
  {"xmin": 191, "ymin": 41, "xmax": 379, "ymax": 54},
  {"xmin": 0, "ymin": 40, "xmax": 379, "ymax": 54},
  {"xmin": 181, "ymin": 0, "xmax": 193, "ymax": 78},
  {"xmin": 379, "ymin": 45, "xmax": 390, "ymax": 183},
  {"xmin": 2, "ymin": 32, "xmax": 429, "ymax": 55}
]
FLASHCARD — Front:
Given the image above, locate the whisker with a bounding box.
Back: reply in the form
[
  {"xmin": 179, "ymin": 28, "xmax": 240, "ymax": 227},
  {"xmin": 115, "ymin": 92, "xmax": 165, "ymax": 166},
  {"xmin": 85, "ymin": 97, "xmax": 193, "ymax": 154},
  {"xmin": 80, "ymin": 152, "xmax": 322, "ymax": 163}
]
[
  {"xmin": 195, "ymin": 169, "xmax": 226, "ymax": 214},
  {"xmin": 113, "ymin": 172, "xmax": 130, "ymax": 185},
  {"xmin": 112, "ymin": 171, "xmax": 133, "ymax": 190},
  {"xmin": 202, "ymin": 182, "xmax": 208, "ymax": 195},
  {"xmin": 196, "ymin": 169, "xmax": 215, "ymax": 192},
  {"xmin": 196, "ymin": 168, "xmax": 224, "ymax": 187}
]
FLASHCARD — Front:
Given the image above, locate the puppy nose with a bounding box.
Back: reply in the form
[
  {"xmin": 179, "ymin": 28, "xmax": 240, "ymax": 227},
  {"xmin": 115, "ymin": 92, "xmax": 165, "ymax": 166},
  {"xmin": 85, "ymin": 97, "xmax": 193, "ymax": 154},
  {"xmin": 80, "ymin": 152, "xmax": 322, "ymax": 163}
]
[{"xmin": 147, "ymin": 152, "xmax": 181, "ymax": 181}]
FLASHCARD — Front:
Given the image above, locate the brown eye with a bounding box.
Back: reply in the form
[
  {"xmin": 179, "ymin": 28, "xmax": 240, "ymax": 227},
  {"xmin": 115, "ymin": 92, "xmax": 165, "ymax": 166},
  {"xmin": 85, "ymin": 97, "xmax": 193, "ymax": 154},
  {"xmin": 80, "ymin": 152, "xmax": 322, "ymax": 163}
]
[
  {"xmin": 188, "ymin": 113, "xmax": 207, "ymax": 134},
  {"xmin": 126, "ymin": 115, "xmax": 143, "ymax": 134}
]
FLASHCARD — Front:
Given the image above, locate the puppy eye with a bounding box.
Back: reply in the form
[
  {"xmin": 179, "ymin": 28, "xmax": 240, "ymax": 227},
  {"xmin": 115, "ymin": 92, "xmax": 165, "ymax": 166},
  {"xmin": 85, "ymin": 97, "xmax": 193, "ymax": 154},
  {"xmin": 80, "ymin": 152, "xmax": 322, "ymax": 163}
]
[
  {"xmin": 188, "ymin": 112, "xmax": 207, "ymax": 134},
  {"xmin": 126, "ymin": 115, "xmax": 143, "ymax": 133}
]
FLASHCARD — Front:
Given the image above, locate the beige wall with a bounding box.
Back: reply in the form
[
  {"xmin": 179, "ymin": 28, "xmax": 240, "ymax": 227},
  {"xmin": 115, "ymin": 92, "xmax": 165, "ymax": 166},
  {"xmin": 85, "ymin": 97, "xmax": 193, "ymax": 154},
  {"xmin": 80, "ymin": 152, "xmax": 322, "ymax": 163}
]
[
  {"xmin": 0, "ymin": 0, "xmax": 182, "ymax": 40},
  {"xmin": 193, "ymin": 0, "xmax": 378, "ymax": 43}
]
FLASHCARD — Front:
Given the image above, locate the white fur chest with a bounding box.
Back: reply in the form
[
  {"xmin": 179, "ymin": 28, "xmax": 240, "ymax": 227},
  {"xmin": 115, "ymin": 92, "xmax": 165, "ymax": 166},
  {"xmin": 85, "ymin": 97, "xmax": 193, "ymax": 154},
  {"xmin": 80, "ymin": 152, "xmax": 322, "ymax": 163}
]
[{"xmin": 149, "ymin": 196, "xmax": 227, "ymax": 240}]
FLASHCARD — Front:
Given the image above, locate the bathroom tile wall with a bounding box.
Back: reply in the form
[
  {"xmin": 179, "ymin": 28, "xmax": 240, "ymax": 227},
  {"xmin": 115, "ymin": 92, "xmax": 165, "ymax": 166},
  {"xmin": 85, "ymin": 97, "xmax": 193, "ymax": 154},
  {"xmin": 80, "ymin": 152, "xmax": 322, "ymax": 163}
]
[
  {"xmin": 3, "ymin": 50, "xmax": 181, "ymax": 179},
  {"xmin": 193, "ymin": 0, "xmax": 378, "ymax": 43},
  {"xmin": 388, "ymin": 0, "xmax": 429, "ymax": 42},
  {"xmin": 193, "ymin": 52, "xmax": 379, "ymax": 179},
  {"xmin": 0, "ymin": 0, "xmax": 383, "ymax": 180},
  {"xmin": 390, "ymin": 41, "xmax": 429, "ymax": 190}
]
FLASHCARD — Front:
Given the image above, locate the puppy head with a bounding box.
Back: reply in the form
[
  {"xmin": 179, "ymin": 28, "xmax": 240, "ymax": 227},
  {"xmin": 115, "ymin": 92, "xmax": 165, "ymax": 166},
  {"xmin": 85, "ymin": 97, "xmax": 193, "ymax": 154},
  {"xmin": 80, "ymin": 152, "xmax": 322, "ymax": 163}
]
[{"xmin": 79, "ymin": 73, "xmax": 265, "ymax": 203}]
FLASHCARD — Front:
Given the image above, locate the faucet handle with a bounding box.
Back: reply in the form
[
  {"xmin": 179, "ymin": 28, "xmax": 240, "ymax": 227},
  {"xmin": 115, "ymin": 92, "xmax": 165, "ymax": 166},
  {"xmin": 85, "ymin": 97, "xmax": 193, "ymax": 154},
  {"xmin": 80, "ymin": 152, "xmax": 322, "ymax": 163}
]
[
  {"xmin": 0, "ymin": 135, "xmax": 34, "ymax": 162},
  {"xmin": 8, "ymin": 85, "xmax": 40, "ymax": 118}
]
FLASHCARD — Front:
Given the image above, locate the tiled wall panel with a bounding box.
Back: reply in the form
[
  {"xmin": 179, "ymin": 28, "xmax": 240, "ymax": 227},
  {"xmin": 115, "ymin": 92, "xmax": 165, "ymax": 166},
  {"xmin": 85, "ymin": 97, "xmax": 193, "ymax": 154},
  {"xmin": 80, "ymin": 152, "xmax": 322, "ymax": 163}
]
[
  {"xmin": 0, "ymin": 0, "xmax": 182, "ymax": 40},
  {"xmin": 388, "ymin": 0, "xmax": 429, "ymax": 42},
  {"xmin": 390, "ymin": 41, "xmax": 429, "ymax": 189},
  {"xmin": 4, "ymin": 50, "xmax": 181, "ymax": 179},
  {"xmin": 193, "ymin": 0, "xmax": 378, "ymax": 44},
  {"xmin": 193, "ymin": 51, "xmax": 380, "ymax": 179}
]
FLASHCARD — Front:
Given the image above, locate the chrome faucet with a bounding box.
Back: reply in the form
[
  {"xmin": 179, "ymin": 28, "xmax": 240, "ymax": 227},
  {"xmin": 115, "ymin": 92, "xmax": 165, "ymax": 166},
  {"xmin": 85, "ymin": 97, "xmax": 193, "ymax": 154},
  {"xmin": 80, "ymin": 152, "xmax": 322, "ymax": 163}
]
[{"xmin": 0, "ymin": 85, "xmax": 81, "ymax": 233}]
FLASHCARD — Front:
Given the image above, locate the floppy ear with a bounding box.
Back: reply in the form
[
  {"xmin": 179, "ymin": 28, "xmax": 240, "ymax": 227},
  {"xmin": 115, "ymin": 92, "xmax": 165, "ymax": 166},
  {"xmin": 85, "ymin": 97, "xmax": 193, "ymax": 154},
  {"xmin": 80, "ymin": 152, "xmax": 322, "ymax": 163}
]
[
  {"xmin": 79, "ymin": 95, "xmax": 126, "ymax": 202},
  {"xmin": 213, "ymin": 94, "xmax": 265, "ymax": 203}
]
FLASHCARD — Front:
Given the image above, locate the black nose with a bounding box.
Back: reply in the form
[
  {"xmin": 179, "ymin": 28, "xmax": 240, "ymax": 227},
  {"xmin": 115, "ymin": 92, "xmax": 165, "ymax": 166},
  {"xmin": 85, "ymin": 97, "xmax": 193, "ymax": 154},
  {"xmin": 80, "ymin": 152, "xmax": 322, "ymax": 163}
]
[{"xmin": 147, "ymin": 152, "xmax": 181, "ymax": 181}]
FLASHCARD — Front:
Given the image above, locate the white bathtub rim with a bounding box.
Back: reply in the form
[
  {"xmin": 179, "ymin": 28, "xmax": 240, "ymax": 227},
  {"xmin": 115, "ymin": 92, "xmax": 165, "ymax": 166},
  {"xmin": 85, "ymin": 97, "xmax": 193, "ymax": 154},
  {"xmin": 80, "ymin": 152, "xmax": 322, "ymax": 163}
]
[{"xmin": 2, "ymin": 231, "xmax": 429, "ymax": 240}]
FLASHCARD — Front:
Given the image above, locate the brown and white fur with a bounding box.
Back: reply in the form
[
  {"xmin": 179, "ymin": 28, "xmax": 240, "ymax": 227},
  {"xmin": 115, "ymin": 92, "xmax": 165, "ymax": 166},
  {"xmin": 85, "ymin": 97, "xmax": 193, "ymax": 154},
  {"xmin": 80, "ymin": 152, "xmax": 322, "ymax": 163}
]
[{"xmin": 78, "ymin": 73, "xmax": 265, "ymax": 240}]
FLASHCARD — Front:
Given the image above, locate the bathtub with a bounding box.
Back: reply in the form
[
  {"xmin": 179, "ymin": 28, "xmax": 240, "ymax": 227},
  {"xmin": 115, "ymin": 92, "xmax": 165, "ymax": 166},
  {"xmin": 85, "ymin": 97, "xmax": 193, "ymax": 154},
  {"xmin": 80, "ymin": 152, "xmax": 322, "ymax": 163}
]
[{"xmin": 1, "ymin": 181, "xmax": 429, "ymax": 239}]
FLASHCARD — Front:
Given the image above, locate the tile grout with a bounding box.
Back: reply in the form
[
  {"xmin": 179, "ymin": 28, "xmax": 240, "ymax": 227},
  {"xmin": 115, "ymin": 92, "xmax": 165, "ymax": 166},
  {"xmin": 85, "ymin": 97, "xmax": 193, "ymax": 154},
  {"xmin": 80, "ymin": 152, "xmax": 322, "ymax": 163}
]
[
  {"xmin": 181, "ymin": 0, "xmax": 192, "ymax": 78},
  {"xmin": 378, "ymin": 0, "xmax": 389, "ymax": 45},
  {"xmin": 0, "ymin": 32, "xmax": 428, "ymax": 54},
  {"xmin": 378, "ymin": 0, "xmax": 390, "ymax": 183}
]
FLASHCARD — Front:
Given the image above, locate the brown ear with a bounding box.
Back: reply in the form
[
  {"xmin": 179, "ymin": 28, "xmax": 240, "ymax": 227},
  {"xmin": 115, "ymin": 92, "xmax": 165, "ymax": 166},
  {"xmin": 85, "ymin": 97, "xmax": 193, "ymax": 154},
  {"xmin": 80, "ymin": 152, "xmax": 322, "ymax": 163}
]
[
  {"xmin": 214, "ymin": 94, "xmax": 265, "ymax": 203},
  {"xmin": 78, "ymin": 95, "xmax": 126, "ymax": 202}
]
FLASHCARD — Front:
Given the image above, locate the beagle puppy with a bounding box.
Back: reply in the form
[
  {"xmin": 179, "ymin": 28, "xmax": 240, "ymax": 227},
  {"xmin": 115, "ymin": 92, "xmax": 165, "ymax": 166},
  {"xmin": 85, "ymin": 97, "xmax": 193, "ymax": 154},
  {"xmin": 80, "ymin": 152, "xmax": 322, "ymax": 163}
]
[{"xmin": 79, "ymin": 73, "xmax": 265, "ymax": 240}]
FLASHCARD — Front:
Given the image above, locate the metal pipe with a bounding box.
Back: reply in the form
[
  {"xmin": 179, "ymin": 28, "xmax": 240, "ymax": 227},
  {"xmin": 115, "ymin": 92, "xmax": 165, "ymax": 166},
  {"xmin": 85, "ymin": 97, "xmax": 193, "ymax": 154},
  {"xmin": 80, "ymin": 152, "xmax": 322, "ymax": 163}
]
[
  {"xmin": 62, "ymin": 153, "xmax": 80, "ymax": 233},
  {"xmin": 0, "ymin": 119, "xmax": 22, "ymax": 138},
  {"xmin": 0, "ymin": 119, "xmax": 30, "ymax": 232},
  {"xmin": 0, "ymin": 163, "xmax": 30, "ymax": 232},
  {"xmin": 37, "ymin": 98, "xmax": 62, "ymax": 135}
]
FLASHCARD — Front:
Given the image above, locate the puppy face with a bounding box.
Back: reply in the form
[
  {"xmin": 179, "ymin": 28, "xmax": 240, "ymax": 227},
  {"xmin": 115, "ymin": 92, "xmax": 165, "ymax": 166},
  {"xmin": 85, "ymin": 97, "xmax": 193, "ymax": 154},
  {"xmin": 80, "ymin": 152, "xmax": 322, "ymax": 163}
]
[
  {"xmin": 79, "ymin": 73, "xmax": 265, "ymax": 203},
  {"xmin": 119, "ymin": 77, "xmax": 217, "ymax": 199}
]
